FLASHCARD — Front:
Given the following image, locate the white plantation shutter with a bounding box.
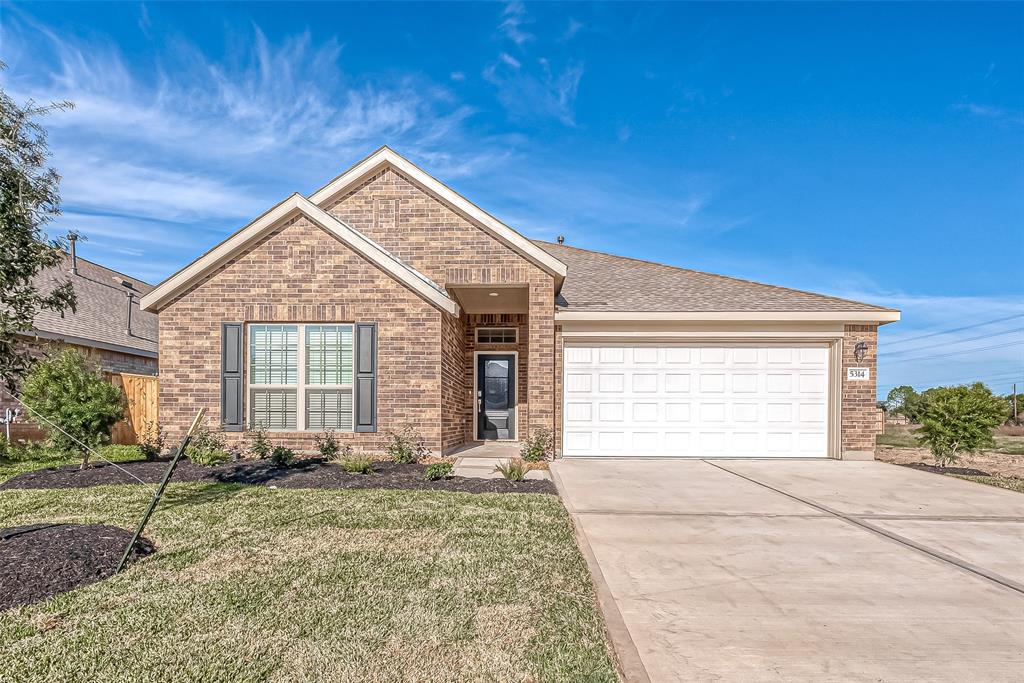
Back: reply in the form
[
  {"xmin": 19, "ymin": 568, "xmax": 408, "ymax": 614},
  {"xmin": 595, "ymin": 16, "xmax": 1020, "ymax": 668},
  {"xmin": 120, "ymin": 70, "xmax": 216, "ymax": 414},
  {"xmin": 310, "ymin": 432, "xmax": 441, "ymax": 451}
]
[
  {"xmin": 306, "ymin": 390, "xmax": 354, "ymax": 431},
  {"xmin": 250, "ymin": 389, "xmax": 297, "ymax": 430}
]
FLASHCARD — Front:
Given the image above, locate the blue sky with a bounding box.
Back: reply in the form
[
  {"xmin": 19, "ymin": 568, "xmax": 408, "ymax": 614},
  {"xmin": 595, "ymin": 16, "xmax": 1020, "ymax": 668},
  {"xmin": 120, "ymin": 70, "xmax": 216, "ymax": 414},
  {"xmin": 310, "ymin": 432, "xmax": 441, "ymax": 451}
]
[{"xmin": 2, "ymin": 1, "xmax": 1022, "ymax": 398}]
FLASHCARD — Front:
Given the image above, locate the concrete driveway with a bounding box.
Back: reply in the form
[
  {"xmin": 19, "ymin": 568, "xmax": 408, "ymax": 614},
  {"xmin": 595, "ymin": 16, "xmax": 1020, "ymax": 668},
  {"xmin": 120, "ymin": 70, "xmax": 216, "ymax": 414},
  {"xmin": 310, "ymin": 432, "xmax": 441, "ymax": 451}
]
[{"xmin": 551, "ymin": 459, "xmax": 1024, "ymax": 682}]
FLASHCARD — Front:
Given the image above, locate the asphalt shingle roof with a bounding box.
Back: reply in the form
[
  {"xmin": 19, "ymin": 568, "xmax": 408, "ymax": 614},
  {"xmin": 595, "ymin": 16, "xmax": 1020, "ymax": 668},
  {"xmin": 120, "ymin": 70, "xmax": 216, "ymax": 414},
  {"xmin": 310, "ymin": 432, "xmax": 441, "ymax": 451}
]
[
  {"xmin": 29, "ymin": 252, "xmax": 159, "ymax": 356},
  {"xmin": 535, "ymin": 241, "xmax": 893, "ymax": 313}
]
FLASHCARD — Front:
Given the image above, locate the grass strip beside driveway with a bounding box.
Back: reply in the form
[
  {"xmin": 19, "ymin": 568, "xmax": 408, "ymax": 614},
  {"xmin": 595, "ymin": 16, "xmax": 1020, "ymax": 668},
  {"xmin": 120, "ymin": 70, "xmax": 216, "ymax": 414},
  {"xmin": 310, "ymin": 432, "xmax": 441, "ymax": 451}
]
[{"xmin": 0, "ymin": 484, "xmax": 616, "ymax": 682}]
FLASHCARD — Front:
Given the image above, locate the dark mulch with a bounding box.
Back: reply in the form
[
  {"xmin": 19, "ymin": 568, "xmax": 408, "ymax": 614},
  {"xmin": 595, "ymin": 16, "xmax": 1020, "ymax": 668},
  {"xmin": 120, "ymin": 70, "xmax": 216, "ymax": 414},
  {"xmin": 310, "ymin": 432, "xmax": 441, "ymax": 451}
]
[
  {"xmin": 900, "ymin": 462, "xmax": 992, "ymax": 477},
  {"xmin": 0, "ymin": 458, "xmax": 556, "ymax": 495},
  {"xmin": 0, "ymin": 524, "xmax": 155, "ymax": 611}
]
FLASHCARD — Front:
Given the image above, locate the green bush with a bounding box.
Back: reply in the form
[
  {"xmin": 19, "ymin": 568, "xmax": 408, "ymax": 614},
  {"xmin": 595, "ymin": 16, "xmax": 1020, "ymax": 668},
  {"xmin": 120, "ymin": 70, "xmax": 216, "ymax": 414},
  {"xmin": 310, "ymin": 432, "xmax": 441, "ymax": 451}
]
[
  {"xmin": 918, "ymin": 383, "xmax": 1009, "ymax": 467},
  {"xmin": 519, "ymin": 427, "xmax": 553, "ymax": 462},
  {"xmin": 138, "ymin": 420, "xmax": 165, "ymax": 460},
  {"xmin": 186, "ymin": 424, "xmax": 229, "ymax": 467},
  {"xmin": 20, "ymin": 349, "xmax": 125, "ymax": 467},
  {"xmin": 385, "ymin": 425, "xmax": 430, "ymax": 464},
  {"xmin": 0, "ymin": 434, "xmax": 9, "ymax": 460},
  {"xmin": 97, "ymin": 444, "xmax": 143, "ymax": 461},
  {"xmin": 424, "ymin": 462, "xmax": 453, "ymax": 481},
  {"xmin": 315, "ymin": 430, "xmax": 341, "ymax": 461},
  {"xmin": 340, "ymin": 454, "xmax": 373, "ymax": 474},
  {"xmin": 270, "ymin": 445, "xmax": 296, "ymax": 468},
  {"xmin": 494, "ymin": 458, "xmax": 527, "ymax": 481},
  {"xmin": 247, "ymin": 427, "xmax": 273, "ymax": 459},
  {"xmin": 188, "ymin": 447, "xmax": 231, "ymax": 467}
]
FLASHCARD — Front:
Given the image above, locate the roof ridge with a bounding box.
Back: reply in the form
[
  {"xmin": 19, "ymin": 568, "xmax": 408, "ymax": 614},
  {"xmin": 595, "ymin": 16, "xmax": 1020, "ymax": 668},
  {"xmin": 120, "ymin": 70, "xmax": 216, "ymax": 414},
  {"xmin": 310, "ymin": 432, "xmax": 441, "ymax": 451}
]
[{"xmin": 533, "ymin": 240, "xmax": 896, "ymax": 312}]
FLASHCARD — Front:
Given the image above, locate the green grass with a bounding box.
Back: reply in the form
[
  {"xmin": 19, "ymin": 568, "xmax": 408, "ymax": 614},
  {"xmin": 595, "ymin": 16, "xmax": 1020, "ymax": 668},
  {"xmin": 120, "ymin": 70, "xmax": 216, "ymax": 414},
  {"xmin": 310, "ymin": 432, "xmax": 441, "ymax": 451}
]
[
  {"xmin": 0, "ymin": 484, "xmax": 617, "ymax": 682},
  {"xmin": 876, "ymin": 432, "xmax": 920, "ymax": 448},
  {"xmin": 0, "ymin": 444, "xmax": 142, "ymax": 484},
  {"xmin": 951, "ymin": 475, "xmax": 1024, "ymax": 494},
  {"xmin": 993, "ymin": 436, "xmax": 1024, "ymax": 456}
]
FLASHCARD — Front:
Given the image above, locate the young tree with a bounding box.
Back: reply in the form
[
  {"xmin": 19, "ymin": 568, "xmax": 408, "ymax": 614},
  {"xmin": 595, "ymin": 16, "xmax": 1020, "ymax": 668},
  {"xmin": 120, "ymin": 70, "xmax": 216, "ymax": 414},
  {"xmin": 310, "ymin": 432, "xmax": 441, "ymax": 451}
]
[
  {"xmin": 20, "ymin": 348, "xmax": 124, "ymax": 468},
  {"xmin": 917, "ymin": 383, "xmax": 1009, "ymax": 467},
  {"xmin": 885, "ymin": 385, "xmax": 923, "ymax": 422},
  {"xmin": 0, "ymin": 72, "xmax": 76, "ymax": 391}
]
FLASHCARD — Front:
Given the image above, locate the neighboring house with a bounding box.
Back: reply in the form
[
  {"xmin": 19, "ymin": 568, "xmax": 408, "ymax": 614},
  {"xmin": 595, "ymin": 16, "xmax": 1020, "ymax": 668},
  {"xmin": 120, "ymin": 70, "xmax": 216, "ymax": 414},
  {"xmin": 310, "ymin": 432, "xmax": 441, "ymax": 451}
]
[
  {"xmin": 141, "ymin": 147, "xmax": 899, "ymax": 460},
  {"xmin": 2, "ymin": 245, "xmax": 159, "ymax": 440}
]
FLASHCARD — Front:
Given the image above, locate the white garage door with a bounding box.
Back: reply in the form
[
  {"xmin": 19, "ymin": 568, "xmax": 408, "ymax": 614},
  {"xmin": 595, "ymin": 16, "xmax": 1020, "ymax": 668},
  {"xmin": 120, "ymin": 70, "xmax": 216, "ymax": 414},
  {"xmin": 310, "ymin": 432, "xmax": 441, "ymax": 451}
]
[{"xmin": 562, "ymin": 344, "xmax": 830, "ymax": 458}]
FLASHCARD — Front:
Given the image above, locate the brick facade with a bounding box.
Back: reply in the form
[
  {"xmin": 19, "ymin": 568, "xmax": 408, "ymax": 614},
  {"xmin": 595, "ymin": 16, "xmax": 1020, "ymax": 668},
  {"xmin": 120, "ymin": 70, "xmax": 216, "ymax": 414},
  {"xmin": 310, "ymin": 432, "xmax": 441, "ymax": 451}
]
[
  {"xmin": 159, "ymin": 215, "xmax": 443, "ymax": 453},
  {"xmin": 463, "ymin": 314, "xmax": 530, "ymax": 443},
  {"xmin": 841, "ymin": 324, "xmax": 880, "ymax": 458}
]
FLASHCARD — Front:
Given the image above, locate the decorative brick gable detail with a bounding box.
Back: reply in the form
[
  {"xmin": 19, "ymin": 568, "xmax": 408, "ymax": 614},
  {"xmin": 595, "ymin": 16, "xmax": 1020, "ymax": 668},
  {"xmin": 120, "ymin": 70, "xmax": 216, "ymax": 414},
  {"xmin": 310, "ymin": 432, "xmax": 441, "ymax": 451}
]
[{"xmin": 841, "ymin": 324, "xmax": 879, "ymax": 458}]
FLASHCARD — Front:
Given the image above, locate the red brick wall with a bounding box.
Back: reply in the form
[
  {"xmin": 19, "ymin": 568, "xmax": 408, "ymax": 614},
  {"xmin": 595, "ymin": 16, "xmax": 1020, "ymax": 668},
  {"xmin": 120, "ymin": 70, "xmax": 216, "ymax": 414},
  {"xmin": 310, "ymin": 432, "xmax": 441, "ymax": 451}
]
[
  {"xmin": 158, "ymin": 215, "xmax": 443, "ymax": 453},
  {"xmin": 440, "ymin": 312, "xmax": 467, "ymax": 452},
  {"xmin": 841, "ymin": 324, "xmax": 879, "ymax": 457}
]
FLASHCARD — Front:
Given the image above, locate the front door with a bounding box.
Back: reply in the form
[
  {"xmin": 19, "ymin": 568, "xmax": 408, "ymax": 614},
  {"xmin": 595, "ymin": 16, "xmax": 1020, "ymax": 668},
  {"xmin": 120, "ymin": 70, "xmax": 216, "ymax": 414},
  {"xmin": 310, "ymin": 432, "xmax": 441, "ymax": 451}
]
[{"xmin": 477, "ymin": 354, "xmax": 516, "ymax": 440}]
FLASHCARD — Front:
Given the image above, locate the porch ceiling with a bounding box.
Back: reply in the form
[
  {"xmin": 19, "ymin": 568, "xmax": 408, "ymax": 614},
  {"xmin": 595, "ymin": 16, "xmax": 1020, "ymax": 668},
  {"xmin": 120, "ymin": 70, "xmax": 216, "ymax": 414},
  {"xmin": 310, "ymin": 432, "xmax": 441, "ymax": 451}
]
[{"xmin": 449, "ymin": 285, "xmax": 529, "ymax": 314}]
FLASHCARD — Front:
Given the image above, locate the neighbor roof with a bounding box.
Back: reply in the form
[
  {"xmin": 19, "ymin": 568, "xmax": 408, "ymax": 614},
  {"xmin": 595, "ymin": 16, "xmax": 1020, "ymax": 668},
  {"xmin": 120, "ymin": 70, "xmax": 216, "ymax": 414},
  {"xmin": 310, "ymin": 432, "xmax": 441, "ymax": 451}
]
[
  {"xmin": 29, "ymin": 252, "xmax": 159, "ymax": 357},
  {"xmin": 535, "ymin": 241, "xmax": 898, "ymax": 318}
]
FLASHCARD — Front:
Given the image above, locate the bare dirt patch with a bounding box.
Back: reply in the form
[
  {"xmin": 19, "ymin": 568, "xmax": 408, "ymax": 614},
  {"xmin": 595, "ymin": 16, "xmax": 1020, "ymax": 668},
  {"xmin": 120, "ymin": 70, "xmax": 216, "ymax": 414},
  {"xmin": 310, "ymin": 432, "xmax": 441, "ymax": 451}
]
[
  {"xmin": 0, "ymin": 524, "xmax": 154, "ymax": 610},
  {"xmin": 876, "ymin": 445, "xmax": 1024, "ymax": 479}
]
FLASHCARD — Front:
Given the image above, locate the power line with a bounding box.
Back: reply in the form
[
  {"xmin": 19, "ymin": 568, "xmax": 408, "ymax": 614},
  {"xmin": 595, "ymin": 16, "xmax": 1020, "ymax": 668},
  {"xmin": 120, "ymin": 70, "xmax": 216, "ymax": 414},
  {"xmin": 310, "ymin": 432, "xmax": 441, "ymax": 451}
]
[
  {"xmin": 881, "ymin": 340, "xmax": 1024, "ymax": 364},
  {"xmin": 880, "ymin": 327, "xmax": 1023, "ymax": 357},
  {"xmin": 878, "ymin": 372, "xmax": 1024, "ymax": 390},
  {"xmin": 882, "ymin": 313, "xmax": 1024, "ymax": 347}
]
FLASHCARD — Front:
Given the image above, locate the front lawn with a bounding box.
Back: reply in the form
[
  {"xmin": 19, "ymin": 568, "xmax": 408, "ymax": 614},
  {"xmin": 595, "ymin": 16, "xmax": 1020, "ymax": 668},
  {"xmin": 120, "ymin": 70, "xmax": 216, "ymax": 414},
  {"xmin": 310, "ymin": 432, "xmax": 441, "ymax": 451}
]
[
  {"xmin": 0, "ymin": 445, "xmax": 141, "ymax": 484},
  {"xmin": 0, "ymin": 484, "xmax": 617, "ymax": 682}
]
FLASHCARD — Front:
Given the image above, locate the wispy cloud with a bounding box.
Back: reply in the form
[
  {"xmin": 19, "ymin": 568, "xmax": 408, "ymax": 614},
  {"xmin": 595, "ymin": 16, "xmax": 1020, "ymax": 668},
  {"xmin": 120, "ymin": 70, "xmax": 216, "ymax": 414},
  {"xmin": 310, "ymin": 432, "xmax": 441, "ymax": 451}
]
[
  {"xmin": 1, "ymin": 12, "xmax": 513, "ymax": 278},
  {"xmin": 952, "ymin": 100, "xmax": 1024, "ymax": 127},
  {"xmin": 498, "ymin": 2, "xmax": 534, "ymax": 46}
]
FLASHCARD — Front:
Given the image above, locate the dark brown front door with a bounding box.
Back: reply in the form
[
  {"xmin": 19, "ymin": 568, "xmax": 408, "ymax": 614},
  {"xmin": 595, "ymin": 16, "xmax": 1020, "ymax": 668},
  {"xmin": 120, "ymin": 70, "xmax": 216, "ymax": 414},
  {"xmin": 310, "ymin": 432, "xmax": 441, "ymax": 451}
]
[{"xmin": 477, "ymin": 354, "xmax": 515, "ymax": 440}]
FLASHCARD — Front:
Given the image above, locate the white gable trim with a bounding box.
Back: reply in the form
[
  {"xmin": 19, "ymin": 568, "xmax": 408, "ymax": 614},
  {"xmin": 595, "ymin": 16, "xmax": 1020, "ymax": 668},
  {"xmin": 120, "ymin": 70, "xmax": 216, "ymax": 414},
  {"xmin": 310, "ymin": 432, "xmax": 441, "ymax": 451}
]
[
  {"xmin": 554, "ymin": 310, "xmax": 901, "ymax": 323},
  {"xmin": 309, "ymin": 147, "xmax": 568, "ymax": 279},
  {"xmin": 140, "ymin": 194, "xmax": 460, "ymax": 316}
]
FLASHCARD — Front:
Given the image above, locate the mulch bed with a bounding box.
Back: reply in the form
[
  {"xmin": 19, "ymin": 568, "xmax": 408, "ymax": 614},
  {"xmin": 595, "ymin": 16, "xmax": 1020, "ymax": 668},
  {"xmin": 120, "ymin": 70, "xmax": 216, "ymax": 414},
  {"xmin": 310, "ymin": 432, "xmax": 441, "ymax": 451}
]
[
  {"xmin": 0, "ymin": 524, "xmax": 155, "ymax": 611},
  {"xmin": 899, "ymin": 462, "xmax": 992, "ymax": 477},
  {"xmin": 1, "ymin": 458, "xmax": 556, "ymax": 495}
]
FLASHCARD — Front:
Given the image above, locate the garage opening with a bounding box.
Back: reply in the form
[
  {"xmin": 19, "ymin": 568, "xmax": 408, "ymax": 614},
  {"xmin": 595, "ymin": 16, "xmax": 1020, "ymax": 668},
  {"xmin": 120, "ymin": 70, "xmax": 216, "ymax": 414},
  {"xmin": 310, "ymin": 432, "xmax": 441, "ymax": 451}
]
[{"xmin": 562, "ymin": 344, "xmax": 831, "ymax": 458}]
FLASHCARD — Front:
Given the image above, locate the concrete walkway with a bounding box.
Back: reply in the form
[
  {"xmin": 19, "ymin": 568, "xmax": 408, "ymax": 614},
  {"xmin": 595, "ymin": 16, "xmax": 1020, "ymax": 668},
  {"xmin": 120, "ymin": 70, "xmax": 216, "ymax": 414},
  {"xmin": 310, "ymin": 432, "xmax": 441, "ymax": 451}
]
[
  {"xmin": 449, "ymin": 441, "xmax": 549, "ymax": 480},
  {"xmin": 551, "ymin": 459, "xmax": 1024, "ymax": 682}
]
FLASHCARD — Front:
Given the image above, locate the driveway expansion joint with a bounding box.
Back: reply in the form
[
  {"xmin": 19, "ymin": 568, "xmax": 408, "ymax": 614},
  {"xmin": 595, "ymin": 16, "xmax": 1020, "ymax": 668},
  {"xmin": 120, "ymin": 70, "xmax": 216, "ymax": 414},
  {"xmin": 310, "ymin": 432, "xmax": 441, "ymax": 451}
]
[{"xmin": 704, "ymin": 460, "xmax": 1024, "ymax": 597}]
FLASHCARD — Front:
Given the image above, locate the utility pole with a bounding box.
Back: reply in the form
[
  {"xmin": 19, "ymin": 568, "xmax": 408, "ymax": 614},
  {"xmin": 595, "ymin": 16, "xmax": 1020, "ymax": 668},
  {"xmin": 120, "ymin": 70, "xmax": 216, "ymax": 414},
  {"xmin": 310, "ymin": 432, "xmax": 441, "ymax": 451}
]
[{"xmin": 1014, "ymin": 383, "xmax": 1019, "ymax": 426}]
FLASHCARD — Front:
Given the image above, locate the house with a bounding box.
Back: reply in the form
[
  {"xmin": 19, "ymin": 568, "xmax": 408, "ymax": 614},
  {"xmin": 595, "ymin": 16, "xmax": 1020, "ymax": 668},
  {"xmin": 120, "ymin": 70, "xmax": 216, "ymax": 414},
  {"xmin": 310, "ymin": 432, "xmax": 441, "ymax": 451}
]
[
  {"xmin": 2, "ymin": 242, "xmax": 159, "ymax": 440},
  {"xmin": 140, "ymin": 147, "xmax": 899, "ymax": 460}
]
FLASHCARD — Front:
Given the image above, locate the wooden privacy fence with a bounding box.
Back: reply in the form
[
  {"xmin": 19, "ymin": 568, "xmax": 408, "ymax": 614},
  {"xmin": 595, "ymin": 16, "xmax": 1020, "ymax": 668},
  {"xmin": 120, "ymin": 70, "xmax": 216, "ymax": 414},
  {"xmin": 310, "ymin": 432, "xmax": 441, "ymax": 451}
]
[{"xmin": 106, "ymin": 372, "xmax": 159, "ymax": 445}]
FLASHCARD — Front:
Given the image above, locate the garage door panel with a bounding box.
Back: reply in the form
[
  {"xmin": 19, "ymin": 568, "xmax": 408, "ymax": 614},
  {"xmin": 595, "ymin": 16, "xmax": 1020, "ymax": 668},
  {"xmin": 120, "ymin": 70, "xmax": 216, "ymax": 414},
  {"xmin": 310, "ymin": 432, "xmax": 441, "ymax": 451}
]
[{"xmin": 563, "ymin": 344, "xmax": 830, "ymax": 458}]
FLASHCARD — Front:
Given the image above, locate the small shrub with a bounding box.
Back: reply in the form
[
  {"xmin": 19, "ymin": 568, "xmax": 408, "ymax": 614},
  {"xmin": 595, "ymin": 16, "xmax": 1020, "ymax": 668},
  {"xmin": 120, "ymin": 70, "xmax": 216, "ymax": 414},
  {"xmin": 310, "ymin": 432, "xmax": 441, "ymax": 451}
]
[
  {"xmin": 247, "ymin": 427, "xmax": 273, "ymax": 459},
  {"xmin": 186, "ymin": 424, "xmax": 229, "ymax": 466},
  {"xmin": 340, "ymin": 454, "xmax": 373, "ymax": 474},
  {"xmin": 424, "ymin": 462, "xmax": 453, "ymax": 481},
  {"xmin": 918, "ymin": 383, "xmax": 1009, "ymax": 466},
  {"xmin": 189, "ymin": 448, "xmax": 231, "ymax": 467},
  {"xmin": 315, "ymin": 429, "xmax": 342, "ymax": 461},
  {"xmin": 494, "ymin": 458, "xmax": 527, "ymax": 481},
  {"xmin": 519, "ymin": 427, "xmax": 553, "ymax": 462},
  {"xmin": 20, "ymin": 349, "xmax": 125, "ymax": 468},
  {"xmin": 386, "ymin": 425, "xmax": 430, "ymax": 464},
  {"xmin": 0, "ymin": 434, "xmax": 9, "ymax": 460},
  {"xmin": 138, "ymin": 420, "xmax": 165, "ymax": 460},
  {"xmin": 270, "ymin": 445, "xmax": 296, "ymax": 468},
  {"xmin": 97, "ymin": 444, "xmax": 143, "ymax": 461}
]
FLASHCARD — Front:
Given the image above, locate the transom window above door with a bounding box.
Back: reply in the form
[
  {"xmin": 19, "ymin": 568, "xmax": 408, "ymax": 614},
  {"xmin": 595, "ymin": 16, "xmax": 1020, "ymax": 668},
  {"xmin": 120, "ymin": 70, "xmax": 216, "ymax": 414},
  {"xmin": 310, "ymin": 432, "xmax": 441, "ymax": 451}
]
[
  {"xmin": 248, "ymin": 323, "xmax": 354, "ymax": 431},
  {"xmin": 476, "ymin": 327, "xmax": 518, "ymax": 344}
]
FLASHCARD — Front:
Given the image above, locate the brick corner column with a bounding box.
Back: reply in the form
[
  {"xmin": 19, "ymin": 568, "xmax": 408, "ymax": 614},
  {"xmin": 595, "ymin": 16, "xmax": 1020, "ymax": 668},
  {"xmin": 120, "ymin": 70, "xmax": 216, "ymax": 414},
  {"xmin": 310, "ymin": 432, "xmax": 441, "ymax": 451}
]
[{"xmin": 841, "ymin": 324, "xmax": 879, "ymax": 460}]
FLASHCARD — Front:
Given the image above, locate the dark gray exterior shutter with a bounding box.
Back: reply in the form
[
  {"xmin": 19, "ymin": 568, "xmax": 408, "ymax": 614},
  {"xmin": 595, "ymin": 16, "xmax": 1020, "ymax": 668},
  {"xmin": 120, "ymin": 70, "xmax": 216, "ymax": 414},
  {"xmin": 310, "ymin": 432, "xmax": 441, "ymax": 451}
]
[
  {"xmin": 354, "ymin": 322, "xmax": 377, "ymax": 432},
  {"xmin": 221, "ymin": 322, "xmax": 244, "ymax": 431}
]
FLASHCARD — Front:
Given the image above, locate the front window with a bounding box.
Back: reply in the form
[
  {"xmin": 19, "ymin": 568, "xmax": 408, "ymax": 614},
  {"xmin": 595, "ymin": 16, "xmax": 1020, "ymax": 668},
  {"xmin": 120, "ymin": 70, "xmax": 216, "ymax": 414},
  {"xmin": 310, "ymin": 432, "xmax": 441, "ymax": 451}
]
[{"xmin": 248, "ymin": 323, "xmax": 354, "ymax": 431}]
